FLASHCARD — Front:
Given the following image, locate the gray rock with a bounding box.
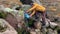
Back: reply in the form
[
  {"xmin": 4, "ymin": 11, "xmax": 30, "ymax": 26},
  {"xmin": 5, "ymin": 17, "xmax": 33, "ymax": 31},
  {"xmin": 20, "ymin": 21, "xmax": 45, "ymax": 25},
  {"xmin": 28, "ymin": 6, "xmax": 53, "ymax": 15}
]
[
  {"xmin": 34, "ymin": 22, "xmax": 41, "ymax": 29},
  {"xmin": 50, "ymin": 22, "xmax": 58, "ymax": 28},
  {"xmin": 45, "ymin": 18, "xmax": 50, "ymax": 27},
  {"xmin": 0, "ymin": 5, "xmax": 5, "ymax": 11},
  {"xmin": 52, "ymin": 16, "xmax": 60, "ymax": 22},
  {"xmin": 35, "ymin": 29, "xmax": 41, "ymax": 34},
  {"xmin": 54, "ymin": 30, "xmax": 58, "ymax": 34},
  {"xmin": 41, "ymin": 27, "xmax": 47, "ymax": 34},
  {"xmin": 56, "ymin": 17, "xmax": 60, "ymax": 22},
  {"xmin": 47, "ymin": 29, "xmax": 57, "ymax": 34},
  {"xmin": 45, "ymin": 18, "xmax": 58, "ymax": 28},
  {"xmin": 0, "ymin": 19, "xmax": 17, "ymax": 34},
  {"xmin": 30, "ymin": 30, "xmax": 36, "ymax": 34},
  {"xmin": 47, "ymin": 29, "xmax": 54, "ymax": 34}
]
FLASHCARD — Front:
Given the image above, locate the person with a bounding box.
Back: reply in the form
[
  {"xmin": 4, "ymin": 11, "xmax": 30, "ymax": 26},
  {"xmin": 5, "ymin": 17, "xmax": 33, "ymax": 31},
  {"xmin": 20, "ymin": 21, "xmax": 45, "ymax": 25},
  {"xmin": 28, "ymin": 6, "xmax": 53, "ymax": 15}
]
[
  {"xmin": 20, "ymin": 0, "xmax": 46, "ymax": 26},
  {"xmin": 26, "ymin": 3, "xmax": 46, "ymax": 26}
]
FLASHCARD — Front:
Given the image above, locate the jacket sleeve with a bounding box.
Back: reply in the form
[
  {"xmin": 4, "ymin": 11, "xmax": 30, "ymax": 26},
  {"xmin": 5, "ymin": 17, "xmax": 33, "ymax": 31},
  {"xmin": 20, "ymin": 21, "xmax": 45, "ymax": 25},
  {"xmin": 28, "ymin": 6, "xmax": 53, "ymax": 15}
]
[
  {"xmin": 27, "ymin": 5, "xmax": 36, "ymax": 13},
  {"xmin": 30, "ymin": 10, "xmax": 36, "ymax": 17}
]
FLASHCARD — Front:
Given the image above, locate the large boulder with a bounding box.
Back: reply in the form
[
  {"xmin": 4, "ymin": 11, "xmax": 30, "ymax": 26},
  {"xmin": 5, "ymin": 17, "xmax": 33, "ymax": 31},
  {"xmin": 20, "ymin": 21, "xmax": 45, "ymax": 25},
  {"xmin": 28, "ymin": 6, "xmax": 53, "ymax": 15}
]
[{"xmin": 0, "ymin": 19, "xmax": 17, "ymax": 34}]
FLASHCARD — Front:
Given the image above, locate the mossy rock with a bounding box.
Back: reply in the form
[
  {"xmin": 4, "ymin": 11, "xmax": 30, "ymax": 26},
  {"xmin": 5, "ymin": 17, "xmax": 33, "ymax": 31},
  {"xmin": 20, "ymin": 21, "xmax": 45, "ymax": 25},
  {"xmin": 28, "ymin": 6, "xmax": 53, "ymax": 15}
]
[
  {"xmin": 0, "ymin": 11, "xmax": 7, "ymax": 19},
  {"xmin": 0, "ymin": 21, "xmax": 7, "ymax": 32},
  {"xmin": 0, "ymin": 25, "xmax": 7, "ymax": 32}
]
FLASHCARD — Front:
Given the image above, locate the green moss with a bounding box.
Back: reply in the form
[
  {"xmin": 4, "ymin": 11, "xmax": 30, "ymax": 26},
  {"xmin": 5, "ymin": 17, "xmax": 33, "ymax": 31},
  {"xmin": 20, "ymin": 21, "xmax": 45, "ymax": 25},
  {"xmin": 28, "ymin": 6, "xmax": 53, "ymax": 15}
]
[
  {"xmin": 0, "ymin": 24, "xmax": 7, "ymax": 32},
  {"xmin": 0, "ymin": 12, "xmax": 7, "ymax": 19}
]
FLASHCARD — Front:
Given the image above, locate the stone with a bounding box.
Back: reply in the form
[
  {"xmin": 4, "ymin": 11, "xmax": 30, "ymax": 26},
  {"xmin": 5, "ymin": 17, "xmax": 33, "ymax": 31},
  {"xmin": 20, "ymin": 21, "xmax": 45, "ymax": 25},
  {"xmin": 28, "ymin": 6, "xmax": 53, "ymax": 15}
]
[
  {"xmin": 30, "ymin": 30, "xmax": 36, "ymax": 34},
  {"xmin": 0, "ymin": 5, "xmax": 5, "ymax": 11},
  {"xmin": 44, "ymin": 18, "xmax": 58, "ymax": 28},
  {"xmin": 45, "ymin": 18, "xmax": 50, "ymax": 27},
  {"xmin": 47, "ymin": 29, "xmax": 54, "ymax": 34},
  {"xmin": 41, "ymin": 27, "xmax": 47, "ymax": 34},
  {"xmin": 5, "ymin": 13, "xmax": 18, "ymax": 29},
  {"xmin": 47, "ymin": 29, "xmax": 57, "ymax": 34},
  {"xmin": 35, "ymin": 29, "xmax": 41, "ymax": 34},
  {"xmin": 0, "ymin": 19, "xmax": 17, "ymax": 34},
  {"xmin": 34, "ymin": 22, "xmax": 41, "ymax": 29},
  {"xmin": 54, "ymin": 30, "xmax": 58, "ymax": 34},
  {"xmin": 50, "ymin": 22, "xmax": 58, "ymax": 28}
]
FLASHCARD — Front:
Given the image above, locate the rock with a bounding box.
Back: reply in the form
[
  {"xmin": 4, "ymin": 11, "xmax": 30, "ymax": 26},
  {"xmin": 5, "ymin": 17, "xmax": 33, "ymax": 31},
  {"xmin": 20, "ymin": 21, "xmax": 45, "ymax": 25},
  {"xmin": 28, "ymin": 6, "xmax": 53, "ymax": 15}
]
[
  {"xmin": 47, "ymin": 29, "xmax": 57, "ymax": 34},
  {"xmin": 30, "ymin": 30, "xmax": 36, "ymax": 34},
  {"xmin": 41, "ymin": 27, "xmax": 47, "ymax": 34},
  {"xmin": 47, "ymin": 29, "xmax": 54, "ymax": 34},
  {"xmin": 50, "ymin": 22, "xmax": 58, "ymax": 28},
  {"xmin": 4, "ymin": 8, "xmax": 13, "ymax": 12},
  {"xmin": 5, "ymin": 13, "xmax": 18, "ymax": 29},
  {"xmin": 0, "ymin": 5, "xmax": 5, "ymax": 11},
  {"xmin": 34, "ymin": 22, "xmax": 41, "ymax": 29},
  {"xmin": 11, "ymin": 5, "xmax": 21, "ymax": 10},
  {"xmin": 45, "ymin": 18, "xmax": 50, "ymax": 27},
  {"xmin": 0, "ymin": 20, "xmax": 7, "ymax": 32},
  {"xmin": 0, "ymin": 19, "xmax": 17, "ymax": 34},
  {"xmin": 0, "ymin": 0, "xmax": 22, "ymax": 7},
  {"xmin": 54, "ymin": 30, "xmax": 58, "ymax": 34},
  {"xmin": 46, "ymin": 13, "xmax": 60, "ymax": 22},
  {"xmin": 0, "ymin": 11, "xmax": 7, "ymax": 18},
  {"xmin": 0, "ymin": 6, "xmax": 18, "ymax": 16},
  {"xmin": 30, "ymin": 31, "xmax": 36, "ymax": 34},
  {"xmin": 44, "ymin": 18, "xmax": 58, "ymax": 28},
  {"xmin": 35, "ymin": 29, "xmax": 41, "ymax": 34},
  {"xmin": 58, "ymin": 18, "xmax": 60, "ymax": 22},
  {"xmin": 46, "ymin": 15, "xmax": 55, "ymax": 22},
  {"xmin": 4, "ymin": 8, "xmax": 18, "ymax": 16},
  {"xmin": 16, "ymin": 10, "xmax": 24, "ymax": 22},
  {"xmin": 51, "ymin": 16, "xmax": 60, "ymax": 22},
  {"xmin": 54, "ymin": 16, "xmax": 60, "ymax": 22}
]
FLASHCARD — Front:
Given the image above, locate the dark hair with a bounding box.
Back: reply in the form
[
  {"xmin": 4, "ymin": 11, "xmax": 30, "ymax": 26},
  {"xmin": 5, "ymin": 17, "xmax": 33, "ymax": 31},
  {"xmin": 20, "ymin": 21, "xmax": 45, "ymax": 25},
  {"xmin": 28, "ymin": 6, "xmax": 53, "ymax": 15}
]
[{"xmin": 20, "ymin": 0, "xmax": 33, "ymax": 5}]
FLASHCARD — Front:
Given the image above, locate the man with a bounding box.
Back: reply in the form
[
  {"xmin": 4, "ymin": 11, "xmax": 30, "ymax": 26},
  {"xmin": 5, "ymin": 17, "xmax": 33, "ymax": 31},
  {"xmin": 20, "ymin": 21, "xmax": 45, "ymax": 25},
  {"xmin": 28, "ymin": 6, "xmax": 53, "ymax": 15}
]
[
  {"xmin": 20, "ymin": 0, "xmax": 46, "ymax": 26},
  {"xmin": 26, "ymin": 3, "xmax": 46, "ymax": 26}
]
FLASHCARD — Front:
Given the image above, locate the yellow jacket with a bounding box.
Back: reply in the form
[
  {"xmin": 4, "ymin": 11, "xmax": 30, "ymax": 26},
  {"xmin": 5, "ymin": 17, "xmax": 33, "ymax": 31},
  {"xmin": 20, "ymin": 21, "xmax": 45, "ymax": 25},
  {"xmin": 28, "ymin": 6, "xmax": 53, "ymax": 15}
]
[
  {"xmin": 27, "ymin": 3, "xmax": 46, "ymax": 17},
  {"xmin": 28, "ymin": 3, "xmax": 46, "ymax": 12}
]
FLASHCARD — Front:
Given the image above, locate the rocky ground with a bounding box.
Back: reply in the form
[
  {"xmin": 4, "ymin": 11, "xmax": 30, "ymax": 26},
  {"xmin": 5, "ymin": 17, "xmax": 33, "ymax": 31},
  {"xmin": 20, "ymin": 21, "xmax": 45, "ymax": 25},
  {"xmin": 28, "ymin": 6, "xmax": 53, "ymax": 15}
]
[{"xmin": 0, "ymin": 0, "xmax": 60, "ymax": 34}]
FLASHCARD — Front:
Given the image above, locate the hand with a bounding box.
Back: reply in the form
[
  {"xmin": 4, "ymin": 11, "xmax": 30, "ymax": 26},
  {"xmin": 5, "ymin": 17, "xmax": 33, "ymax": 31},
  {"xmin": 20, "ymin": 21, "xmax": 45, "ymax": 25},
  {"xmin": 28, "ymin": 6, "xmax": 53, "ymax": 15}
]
[
  {"xmin": 26, "ymin": 11, "xmax": 29, "ymax": 13},
  {"xmin": 30, "ymin": 15, "xmax": 32, "ymax": 17},
  {"xmin": 24, "ymin": 13, "xmax": 30, "ymax": 19}
]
